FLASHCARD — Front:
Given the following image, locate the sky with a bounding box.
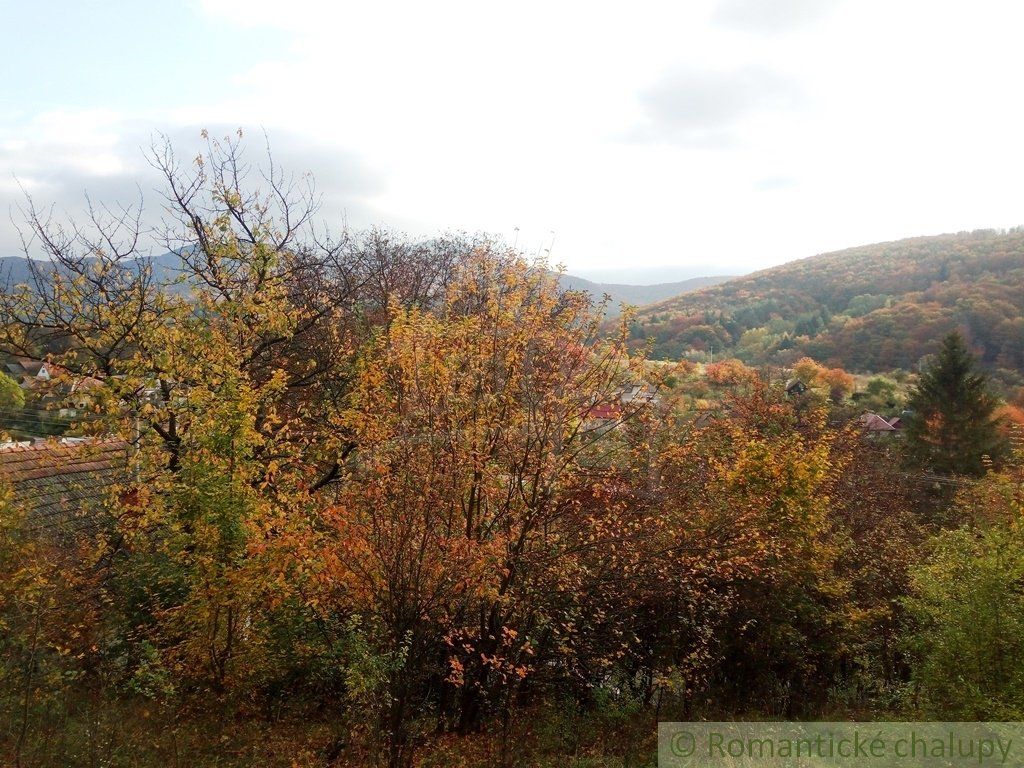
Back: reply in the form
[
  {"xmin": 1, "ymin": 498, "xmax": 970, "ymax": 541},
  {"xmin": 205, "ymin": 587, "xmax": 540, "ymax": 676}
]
[{"xmin": 2, "ymin": 0, "xmax": 1024, "ymax": 281}]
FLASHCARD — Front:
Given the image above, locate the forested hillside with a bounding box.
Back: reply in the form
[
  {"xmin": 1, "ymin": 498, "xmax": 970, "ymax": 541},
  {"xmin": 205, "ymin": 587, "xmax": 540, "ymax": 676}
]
[{"xmin": 630, "ymin": 229, "xmax": 1024, "ymax": 377}]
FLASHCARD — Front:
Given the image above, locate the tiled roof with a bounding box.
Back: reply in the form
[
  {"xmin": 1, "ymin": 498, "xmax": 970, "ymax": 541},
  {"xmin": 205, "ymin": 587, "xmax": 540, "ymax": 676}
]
[
  {"xmin": 859, "ymin": 413, "xmax": 897, "ymax": 431},
  {"xmin": 0, "ymin": 439, "xmax": 131, "ymax": 533},
  {"xmin": 6, "ymin": 357, "xmax": 48, "ymax": 377},
  {"xmin": 589, "ymin": 402, "xmax": 623, "ymax": 421}
]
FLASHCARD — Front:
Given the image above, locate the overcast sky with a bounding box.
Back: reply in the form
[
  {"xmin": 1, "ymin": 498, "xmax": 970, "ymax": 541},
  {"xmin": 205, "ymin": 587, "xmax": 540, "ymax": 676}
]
[{"xmin": 3, "ymin": 0, "xmax": 1023, "ymax": 280}]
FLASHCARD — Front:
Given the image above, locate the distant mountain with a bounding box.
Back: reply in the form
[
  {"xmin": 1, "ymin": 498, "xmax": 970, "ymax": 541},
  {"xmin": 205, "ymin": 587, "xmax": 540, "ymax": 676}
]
[
  {"xmin": 0, "ymin": 252, "xmax": 186, "ymax": 288},
  {"xmin": 558, "ymin": 273, "xmax": 733, "ymax": 314},
  {"xmin": 628, "ymin": 229, "xmax": 1024, "ymax": 374},
  {"xmin": 0, "ymin": 255, "xmax": 57, "ymax": 287},
  {"xmin": 569, "ymin": 264, "xmax": 742, "ymax": 284}
]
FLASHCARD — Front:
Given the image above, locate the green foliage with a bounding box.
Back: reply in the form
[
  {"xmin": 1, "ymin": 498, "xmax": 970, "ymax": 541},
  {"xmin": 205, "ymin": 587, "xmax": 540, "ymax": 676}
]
[
  {"xmin": 905, "ymin": 524, "xmax": 1024, "ymax": 718},
  {"xmin": 857, "ymin": 376, "xmax": 903, "ymax": 414},
  {"xmin": 903, "ymin": 447, "xmax": 1024, "ymax": 719},
  {"xmin": 866, "ymin": 376, "xmax": 897, "ymax": 398},
  {"xmin": 0, "ymin": 372, "xmax": 24, "ymax": 409},
  {"xmin": 845, "ymin": 293, "xmax": 891, "ymax": 317}
]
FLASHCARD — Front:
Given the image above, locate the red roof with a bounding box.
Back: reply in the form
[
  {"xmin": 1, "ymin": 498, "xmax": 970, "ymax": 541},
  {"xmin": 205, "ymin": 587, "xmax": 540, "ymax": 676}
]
[
  {"xmin": 0, "ymin": 439, "xmax": 130, "ymax": 533},
  {"xmin": 588, "ymin": 402, "xmax": 622, "ymax": 421},
  {"xmin": 859, "ymin": 413, "xmax": 896, "ymax": 431}
]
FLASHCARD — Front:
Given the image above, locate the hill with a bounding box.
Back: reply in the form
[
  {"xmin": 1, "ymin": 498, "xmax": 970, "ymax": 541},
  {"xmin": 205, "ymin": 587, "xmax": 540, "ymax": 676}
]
[
  {"xmin": 569, "ymin": 264, "xmax": 742, "ymax": 284},
  {"xmin": 558, "ymin": 273, "xmax": 732, "ymax": 314},
  {"xmin": 628, "ymin": 229, "xmax": 1024, "ymax": 377},
  {"xmin": 0, "ymin": 251, "xmax": 185, "ymax": 287}
]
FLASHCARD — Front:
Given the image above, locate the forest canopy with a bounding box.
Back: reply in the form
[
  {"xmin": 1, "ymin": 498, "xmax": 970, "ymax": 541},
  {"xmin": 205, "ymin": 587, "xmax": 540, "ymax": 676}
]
[{"xmin": 629, "ymin": 229, "xmax": 1024, "ymax": 381}]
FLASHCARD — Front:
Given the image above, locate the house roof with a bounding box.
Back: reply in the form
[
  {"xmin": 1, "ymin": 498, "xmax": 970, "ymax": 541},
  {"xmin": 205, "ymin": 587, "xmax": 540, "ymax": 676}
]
[
  {"xmin": 859, "ymin": 413, "xmax": 896, "ymax": 431},
  {"xmin": 619, "ymin": 383, "xmax": 657, "ymax": 403},
  {"xmin": 589, "ymin": 402, "xmax": 623, "ymax": 421},
  {"xmin": 6, "ymin": 358, "xmax": 48, "ymax": 377},
  {"xmin": 69, "ymin": 376, "xmax": 104, "ymax": 393},
  {"xmin": 0, "ymin": 438, "xmax": 130, "ymax": 533}
]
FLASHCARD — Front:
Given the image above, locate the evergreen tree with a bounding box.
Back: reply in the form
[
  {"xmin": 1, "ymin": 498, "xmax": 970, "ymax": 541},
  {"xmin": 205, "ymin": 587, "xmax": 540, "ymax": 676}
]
[{"xmin": 904, "ymin": 332, "xmax": 1005, "ymax": 476}]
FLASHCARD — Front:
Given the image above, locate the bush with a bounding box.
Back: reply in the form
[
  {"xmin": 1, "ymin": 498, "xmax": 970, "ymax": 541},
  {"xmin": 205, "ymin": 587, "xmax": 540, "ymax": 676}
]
[{"xmin": 905, "ymin": 523, "xmax": 1024, "ymax": 718}]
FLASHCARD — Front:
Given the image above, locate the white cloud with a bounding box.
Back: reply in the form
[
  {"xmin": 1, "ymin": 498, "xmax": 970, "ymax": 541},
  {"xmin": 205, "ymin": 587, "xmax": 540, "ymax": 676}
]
[
  {"xmin": 3, "ymin": 0, "xmax": 1024, "ymax": 276},
  {"xmin": 631, "ymin": 65, "xmax": 805, "ymax": 148},
  {"xmin": 0, "ymin": 112, "xmax": 387, "ymax": 254},
  {"xmin": 712, "ymin": 0, "xmax": 842, "ymax": 34}
]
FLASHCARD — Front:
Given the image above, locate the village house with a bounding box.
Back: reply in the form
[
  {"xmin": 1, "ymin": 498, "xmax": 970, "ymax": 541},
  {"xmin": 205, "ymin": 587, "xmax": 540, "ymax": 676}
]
[
  {"xmin": 583, "ymin": 382, "xmax": 659, "ymax": 434},
  {"xmin": 859, "ymin": 412, "xmax": 899, "ymax": 437},
  {"xmin": 3, "ymin": 356, "xmax": 104, "ymax": 418},
  {"xmin": 5, "ymin": 357, "xmax": 52, "ymax": 388},
  {"xmin": 784, "ymin": 378, "xmax": 807, "ymax": 396}
]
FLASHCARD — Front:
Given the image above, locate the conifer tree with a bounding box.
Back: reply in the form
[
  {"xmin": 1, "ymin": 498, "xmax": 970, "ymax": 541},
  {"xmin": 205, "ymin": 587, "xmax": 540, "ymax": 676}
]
[{"xmin": 904, "ymin": 332, "xmax": 1005, "ymax": 476}]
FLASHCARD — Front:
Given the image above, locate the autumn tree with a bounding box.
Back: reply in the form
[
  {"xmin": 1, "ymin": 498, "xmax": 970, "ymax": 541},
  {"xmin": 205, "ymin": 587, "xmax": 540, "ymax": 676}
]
[
  {"xmin": 818, "ymin": 366, "xmax": 855, "ymax": 404},
  {"xmin": 299, "ymin": 248, "xmax": 653, "ymax": 763},
  {"xmin": 904, "ymin": 332, "xmax": 1006, "ymax": 476},
  {"xmin": 791, "ymin": 356, "xmax": 854, "ymax": 404},
  {"xmin": 632, "ymin": 383, "xmax": 856, "ymax": 716},
  {"xmin": 0, "ymin": 133, "xmax": 487, "ymax": 710},
  {"xmin": 704, "ymin": 358, "xmax": 757, "ymax": 386},
  {"xmin": 828, "ymin": 433, "xmax": 923, "ymax": 697},
  {"xmin": 2, "ymin": 131, "xmax": 626, "ymax": 765}
]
